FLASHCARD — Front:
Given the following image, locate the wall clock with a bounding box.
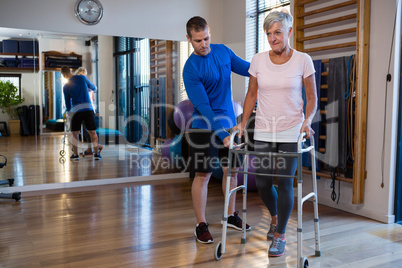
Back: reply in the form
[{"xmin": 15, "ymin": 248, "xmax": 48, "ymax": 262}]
[{"xmin": 74, "ymin": 0, "xmax": 103, "ymax": 25}]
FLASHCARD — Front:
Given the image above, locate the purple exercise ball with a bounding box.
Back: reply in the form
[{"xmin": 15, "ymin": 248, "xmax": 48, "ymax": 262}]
[
  {"xmin": 161, "ymin": 138, "xmax": 173, "ymax": 160},
  {"xmin": 173, "ymin": 99, "xmax": 194, "ymax": 131}
]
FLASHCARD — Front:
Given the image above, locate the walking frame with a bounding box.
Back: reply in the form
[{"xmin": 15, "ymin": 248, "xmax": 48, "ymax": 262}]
[
  {"xmin": 215, "ymin": 130, "xmax": 321, "ymax": 268},
  {"xmin": 59, "ymin": 112, "xmax": 85, "ymax": 163}
]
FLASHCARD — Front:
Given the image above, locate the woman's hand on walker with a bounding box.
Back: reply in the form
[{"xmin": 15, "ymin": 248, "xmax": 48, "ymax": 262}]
[
  {"xmin": 301, "ymin": 121, "xmax": 315, "ymax": 139},
  {"xmin": 233, "ymin": 123, "xmax": 245, "ymax": 138}
]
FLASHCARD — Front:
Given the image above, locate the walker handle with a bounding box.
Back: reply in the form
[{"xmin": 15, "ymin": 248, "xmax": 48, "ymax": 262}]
[
  {"xmin": 298, "ymin": 132, "xmax": 315, "ymax": 153},
  {"xmin": 229, "ymin": 129, "xmax": 249, "ymax": 149}
]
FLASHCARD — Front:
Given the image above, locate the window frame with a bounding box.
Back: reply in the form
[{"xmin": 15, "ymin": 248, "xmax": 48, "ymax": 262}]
[{"xmin": 0, "ymin": 73, "xmax": 22, "ymax": 97}]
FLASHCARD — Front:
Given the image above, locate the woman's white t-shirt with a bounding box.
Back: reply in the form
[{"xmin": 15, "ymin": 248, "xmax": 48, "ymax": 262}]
[{"xmin": 248, "ymin": 49, "xmax": 315, "ymax": 143}]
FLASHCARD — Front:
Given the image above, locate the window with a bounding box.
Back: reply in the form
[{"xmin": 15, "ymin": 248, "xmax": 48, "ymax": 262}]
[
  {"xmin": 246, "ymin": 0, "xmax": 290, "ymax": 106},
  {"xmin": 91, "ymin": 37, "xmax": 100, "ymax": 113},
  {"xmin": 0, "ymin": 74, "xmax": 21, "ymax": 96},
  {"xmin": 246, "ymin": 0, "xmax": 291, "ymax": 61},
  {"xmin": 178, "ymin": 41, "xmax": 193, "ymax": 103},
  {"xmin": 114, "ymin": 37, "xmax": 151, "ymax": 145}
]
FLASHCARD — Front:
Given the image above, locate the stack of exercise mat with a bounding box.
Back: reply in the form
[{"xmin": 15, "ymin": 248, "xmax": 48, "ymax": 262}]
[
  {"xmin": 1, "ymin": 39, "xmax": 39, "ymax": 54},
  {"xmin": 0, "ymin": 39, "xmax": 39, "ymax": 68},
  {"xmin": 44, "ymin": 54, "xmax": 81, "ymax": 69},
  {"xmin": 16, "ymin": 105, "xmax": 41, "ymax": 136}
]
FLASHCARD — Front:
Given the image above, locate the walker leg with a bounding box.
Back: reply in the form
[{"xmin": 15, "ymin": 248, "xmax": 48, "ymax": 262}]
[
  {"xmin": 297, "ymin": 181, "xmax": 303, "ymax": 268},
  {"xmin": 241, "ymin": 154, "xmax": 248, "ymax": 244},
  {"xmin": 310, "ymin": 150, "xmax": 321, "ymax": 256},
  {"xmin": 216, "ymin": 156, "xmax": 234, "ymax": 261}
]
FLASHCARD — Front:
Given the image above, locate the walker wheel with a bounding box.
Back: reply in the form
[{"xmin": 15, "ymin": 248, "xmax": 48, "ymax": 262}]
[
  {"xmin": 12, "ymin": 192, "xmax": 21, "ymax": 201},
  {"xmin": 60, "ymin": 150, "xmax": 66, "ymax": 157},
  {"xmin": 302, "ymin": 257, "xmax": 309, "ymax": 268},
  {"xmin": 214, "ymin": 241, "xmax": 222, "ymax": 261},
  {"xmin": 59, "ymin": 156, "xmax": 66, "ymax": 164}
]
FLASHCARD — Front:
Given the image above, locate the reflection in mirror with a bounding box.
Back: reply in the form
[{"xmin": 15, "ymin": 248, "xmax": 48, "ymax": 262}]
[{"xmin": 0, "ymin": 27, "xmax": 193, "ymax": 189}]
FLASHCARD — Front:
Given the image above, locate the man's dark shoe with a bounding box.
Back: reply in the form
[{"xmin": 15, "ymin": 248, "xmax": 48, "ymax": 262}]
[
  {"xmin": 194, "ymin": 222, "xmax": 213, "ymax": 244},
  {"xmin": 223, "ymin": 211, "xmax": 251, "ymax": 231},
  {"xmin": 70, "ymin": 154, "xmax": 79, "ymax": 161}
]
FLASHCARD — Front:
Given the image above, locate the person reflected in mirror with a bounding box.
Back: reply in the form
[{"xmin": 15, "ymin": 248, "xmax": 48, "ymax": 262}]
[
  {"xmin": 74, "ymin": 66, "xmax": 103, "ymax": 156},
  {"xmin": 61, "ymin": 66, "xmax": 102, "ymax": 160}
]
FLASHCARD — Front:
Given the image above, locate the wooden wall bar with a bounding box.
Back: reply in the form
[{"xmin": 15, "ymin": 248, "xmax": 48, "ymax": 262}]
[
  {"xmin": 293, "ymin": 0, "xmax": 370, "ymax": 204},
  {"xmin": 353, "ymin": 0, "xmax": 370, "ymax": 204},
  {"xmin": 149, "ymin": 40, "xmax": 174, "ymax": 145}
]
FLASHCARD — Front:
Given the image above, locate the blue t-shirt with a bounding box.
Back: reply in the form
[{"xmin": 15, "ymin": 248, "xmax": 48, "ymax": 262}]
[
  {"xmin": 183, "ymin": 44, "xmax": 250, "ymax": 141},
  {"xmin": 63, "ymin": 75, "xmax": 96, "ymax": 112}
]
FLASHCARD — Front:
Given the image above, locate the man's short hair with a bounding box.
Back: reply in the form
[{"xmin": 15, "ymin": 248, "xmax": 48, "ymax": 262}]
[
  {"xmin": 60, "ymin": 66, "xmax": 71, "ymax": 76},
  {"xmin": 186, "ymin": 16, "xmax": 208, "ymax": 38}
]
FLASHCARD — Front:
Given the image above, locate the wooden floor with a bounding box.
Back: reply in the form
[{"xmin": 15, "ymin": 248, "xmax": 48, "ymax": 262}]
[
  {"xmin": 1, "ymin": 132, "xmax": 402, "ymax": 267},
  {"xmin": 1, "ymin": 178, "xmax": 402, "ymax": 267},
  {"xmin": 0, "ymin": 133, "xmax": 180, "ymax": 187}
]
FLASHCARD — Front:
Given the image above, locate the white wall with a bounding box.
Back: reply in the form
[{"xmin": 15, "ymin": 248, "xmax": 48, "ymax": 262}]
[
  {"xmin": 222, "ymin": 0, "xmax": 248, "ymax": 104},
  {"xmin": 97, "ymin": 35, "xmax": 114, "ymax": 130},
  {"xmin": 365, "ymin": 0, "xmax": 399, "ymax": 222}
]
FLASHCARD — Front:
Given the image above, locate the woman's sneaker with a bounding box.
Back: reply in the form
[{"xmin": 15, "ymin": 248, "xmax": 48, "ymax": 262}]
[
  {"xmin": 268, "ymin": 237, "xmax": 286, "ymax": 257},
  {"xmin": 267, "ymin": 224, "xmax": 277, "ymax": 241},
  {"xmin": 94, "ymin": 154, "xmax": 102, "ymax": 160},
  {"xmin": 223, "ymin": 211, "xmax": 251, "ymax": 231},
  {"xmin": 194, "ymin": 222, "xmax": 213, "ymax": 244}
]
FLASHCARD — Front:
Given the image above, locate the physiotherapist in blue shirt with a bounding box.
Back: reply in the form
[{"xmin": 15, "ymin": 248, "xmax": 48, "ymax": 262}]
[{"xmin": 183, "ymin": 16, "xmax": 250, "ymax": 244}]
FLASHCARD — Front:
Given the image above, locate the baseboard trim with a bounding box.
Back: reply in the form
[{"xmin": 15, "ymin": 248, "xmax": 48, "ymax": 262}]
[
  {"xmin": 312, "ymin": 194, "xmax": 395, "ymax": 224},
  {"xmin": 1, "ymin": 172, "xmax": 190, "ymax": 195}
]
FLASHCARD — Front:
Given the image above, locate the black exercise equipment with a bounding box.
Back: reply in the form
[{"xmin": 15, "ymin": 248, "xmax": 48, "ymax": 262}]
[
  {"xmin": 0, "ymin": 154, "xmax": 21, "ymax": 201},
  {"xmin": 0, "ymin": 178, "xmax": 14, "ymax": 186},
  {"xmin": 0, "ymin": 154, "xmax": 7, "ymax": 168},
  {"xmin": 0, "ymin": 192, "xmax": 21, "ymax": 201}
]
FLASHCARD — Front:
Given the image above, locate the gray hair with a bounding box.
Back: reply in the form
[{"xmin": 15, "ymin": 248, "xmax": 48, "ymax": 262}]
[
  {"xmin": 263, "ymin": 8, "xmax": 293, "ymax": 33},
  {"xmin": 74, "ymin": 66, "xmax": 87, "ymax": 75}
]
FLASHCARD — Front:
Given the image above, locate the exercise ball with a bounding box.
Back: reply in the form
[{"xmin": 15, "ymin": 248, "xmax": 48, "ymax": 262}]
[
  {"xmin": 161, "ymin": 138, "xmax": 173, "ymax": 161},
  {"xmin": 168, "ymin": 110, "xmax": 181, "ymax": 135},
  {"xmin": 237, "ymin": 155, "xmax": 257, "ymax": 191},
  {"xmin": 173, "ymin": 99, "xmax": 194, "ymax": 131},
  {"xmin": 233, "ymin": 100, "xmax": 243, "ymax": 117},
  {"xmin": 169, "ymin": 135, "xmax": 183, "ymax": 168}
]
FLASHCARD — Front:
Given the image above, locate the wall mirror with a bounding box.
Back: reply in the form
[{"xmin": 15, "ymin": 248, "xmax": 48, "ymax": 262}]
[{"xmin": 0, "ymin": 27, "xmax": 190, "ymax": 189}]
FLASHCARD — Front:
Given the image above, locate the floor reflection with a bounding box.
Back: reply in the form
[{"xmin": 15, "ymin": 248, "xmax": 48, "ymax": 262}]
[{"xmin": 0, "ymin": 134, "xmax": 181, "ymax": 187}]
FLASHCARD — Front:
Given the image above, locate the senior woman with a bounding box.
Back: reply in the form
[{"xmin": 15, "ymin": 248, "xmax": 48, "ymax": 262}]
[{"xmin": 236, "ymin": 8, "xmax": 317, "ymax": 257}]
